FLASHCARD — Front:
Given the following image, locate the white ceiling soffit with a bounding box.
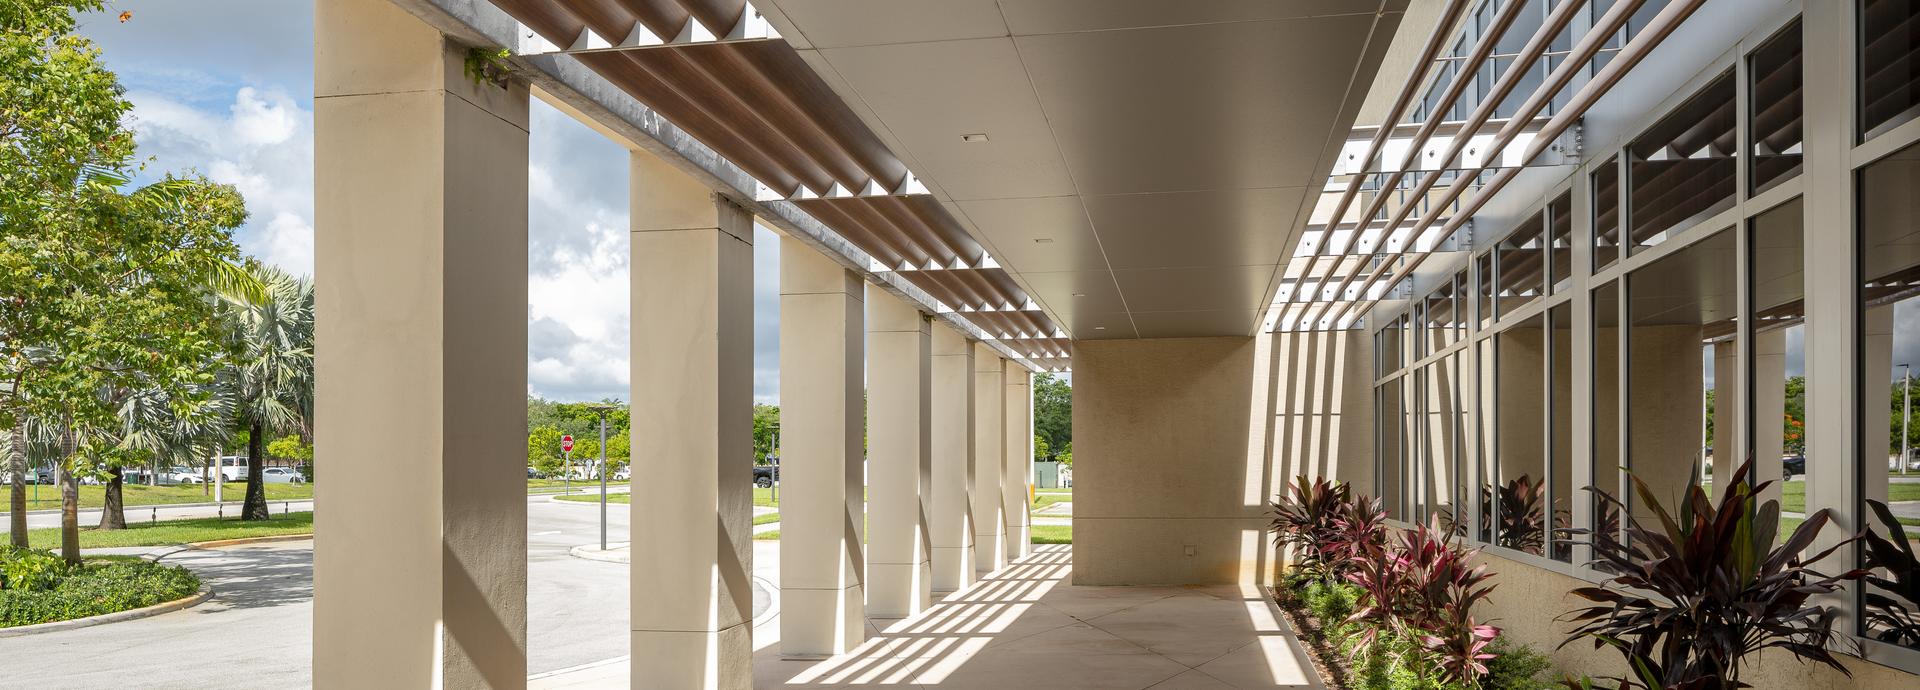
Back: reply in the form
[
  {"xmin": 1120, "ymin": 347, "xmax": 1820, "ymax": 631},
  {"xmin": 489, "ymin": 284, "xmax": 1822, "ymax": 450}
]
[{"xmin": 755, "ymin": 0, "xmax": 1410, "ymax": 340}]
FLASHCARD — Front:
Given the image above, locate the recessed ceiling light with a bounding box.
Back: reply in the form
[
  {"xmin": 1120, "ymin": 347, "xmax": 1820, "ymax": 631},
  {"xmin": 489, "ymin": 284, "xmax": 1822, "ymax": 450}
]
[
  {"xmin": 961, "ymin": 133, "xmax": 990, "ymax": 143},
  {"xmin": 1033, "ymin": 238, "xmax": 1054, "ymax": 244},
  {"xmin": 1093, "ymin": 326, "xmax": 1106, "ymax": 331},
  {"xmin": 1071, "ymin": 293, "xmax": 1087, "ymax": 298}
]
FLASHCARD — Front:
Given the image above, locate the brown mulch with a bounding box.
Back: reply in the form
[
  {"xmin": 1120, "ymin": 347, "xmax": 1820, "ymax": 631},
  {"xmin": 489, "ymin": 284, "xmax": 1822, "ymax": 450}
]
[{"xmin": 1272, "ymin": 585, "xmax": 1358, "ymax": 690}]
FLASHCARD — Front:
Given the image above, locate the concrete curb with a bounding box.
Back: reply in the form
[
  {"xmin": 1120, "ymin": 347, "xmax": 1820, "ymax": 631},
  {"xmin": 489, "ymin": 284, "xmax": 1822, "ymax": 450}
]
[
  {"xmin": 0, "ymin": 585, "xmax": 213, "ymax": 638},
  {"xmin": 190, "ymin": 534, "xmax": 314, "ymax": 549},
  {"xmin": 568, "ymin": 542, "xmax": 630, "ymax": 563}
]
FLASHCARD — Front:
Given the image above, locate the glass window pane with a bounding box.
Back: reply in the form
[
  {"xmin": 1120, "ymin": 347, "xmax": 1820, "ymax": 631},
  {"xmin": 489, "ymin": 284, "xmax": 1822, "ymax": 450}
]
[
  {"xmin": 1477, "ymin": 338, "xmax": 1497, "ymax": 543},
  {"xmin": 1859, "ymin": 141, "xmax": 1920, "ymax": 649},
  {"xmin": 1497, "ymin": 214, "xmax": 1546, "ymax": 318},
  {"xmin": 1628, "ymin": 72, "xmax": 1737, "ymax": 254},
  {"xmin": 1749, "ymin": 20, "xmax": 1803, "ymax": 195},
  {"xmin": 1861, "ymin": 0, "xmax": 1920, "ymax": 140},
  {"xmin": 1478, "ymin": 252, "xmax": 1497, "ymax": 328},
  {"xmin": 1594, "ymin": 157, "xmax": 1622, "ymax": 271},
  {"xmin": 1381, "ymin": 377, "xmax": 1403, "ymax": 521},
  {"xmin": 1550, "ymin": 301, "xmax": 1574, "ymax": 562},
  {"xmin": 1627, "ymin": 229, "xmax": 1735, "ymax": 532},
  {"xmin": 1550, "ymin": 191, "xmax": 1575, "ymax": 293},
  {"xmin": 1748, "ymin": 197, "xmax": 1804, "ymax": 545},
  {"xmin": 1592, "ymin": 281, "xmax": 1622, "ymax": 555},
  {"xmin": 1426, "ymin": 280, "xmax": 1457, "ymax": 353},
  {"xmin": 1496, "ymin": 315, "xmax": 1547, "ymax": 555}
]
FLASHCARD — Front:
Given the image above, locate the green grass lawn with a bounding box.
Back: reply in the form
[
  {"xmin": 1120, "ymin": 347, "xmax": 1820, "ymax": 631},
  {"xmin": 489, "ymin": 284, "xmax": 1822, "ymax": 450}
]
[
  {"xmin": 1030, "ymin": 524, "xmax": 1072, "ymax": 544},
  {"xmin": 1701, "ymin": 479, "xmax": 1920, "ymax": 526},
  {"xmin": 1031, "ymin": 494, "xmax": 1069, "ymax": 512},
  {"xmin": 23, "ymin": 511, "xmax": 314, "ymax": 550},
  {"xmin": 8, "ymin": 482, "xmax": 314, "ymax": 512},
  {"xmin": 755, "ymin": 529, "xmax": 779, "ymax": 540}
]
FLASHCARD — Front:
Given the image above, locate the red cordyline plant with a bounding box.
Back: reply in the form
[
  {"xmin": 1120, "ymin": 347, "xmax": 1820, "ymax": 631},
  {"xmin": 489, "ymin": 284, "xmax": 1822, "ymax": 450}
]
[
  {"xmin": 1347, "ymin": 517, "xmax": 1503, "ymax": 686},
  {"xmin": 1560, "ymin": 460, "xmax": 1864, "ymax": 690},
  {"xmin": 1270, "ymin": 476, "xmax": 1357, "ymax": 582}
]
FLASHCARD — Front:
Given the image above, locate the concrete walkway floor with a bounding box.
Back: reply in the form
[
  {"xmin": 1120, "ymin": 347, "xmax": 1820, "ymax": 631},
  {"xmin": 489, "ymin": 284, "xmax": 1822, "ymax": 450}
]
[{"xmin": 537, "ymin": 544, "xmax": 1324, "ymax": 689}]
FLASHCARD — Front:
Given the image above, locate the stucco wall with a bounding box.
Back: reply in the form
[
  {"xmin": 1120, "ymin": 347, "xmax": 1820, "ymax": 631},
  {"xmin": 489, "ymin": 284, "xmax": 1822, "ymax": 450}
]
[{"xmin": 1074, "ymin": 331, "xmax": 1373, "ymax": 586}]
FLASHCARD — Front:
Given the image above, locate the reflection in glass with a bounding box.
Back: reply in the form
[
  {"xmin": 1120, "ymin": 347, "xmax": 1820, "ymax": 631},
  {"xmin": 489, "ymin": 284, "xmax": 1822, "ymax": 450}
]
[
  {"xmin": 1549, "ymin": 192, "xmax": 1575, "ymax": 294},
  {"xmin": 1497, "ymin": 215, "xmax": 1546, "ymax": 318},
  {"xmin": 1862, "ymin": 0, "xmax": 1920, "ymax": 140},
  {"xmin": 1592, "ymin": 282, "xmax": 1622, "ymax": 557},
  {"xmin": 1858, "ymin": 142, "xmax": 1920, "ymax": 649},
  {"xmin": 1426, "ymin": 278, "xmax": 1458, "ymax": 353},
  {"xmin": 1627, "ymin": 229, "xmax": 1735, "ymax": 530},
  {"xmin": 1496, "ymin": 315, "xmax": 1547, "ymax": 556},
  {"xmin": 1477, "ymin": 338, "xmax": 1497, "ymax": 544},
  {"xmin": 1594, "ymin": 157, "xmax": 1621, "ymax": 271},
  {"xmin": 1478, "ymin": 252, "xmax": 1497, "ymax": 328},
  {"xmin": 1748, "ymin": 20, "xmax": 1802, "ymax": 196},
  {"xmin": 1747, "ymin": 198, "xmax": 1805, "ymax": 547},
  {"xmin": 1380, "ymin": 377, "xmax": 1403, "ymax": 521},
  {"xmin": 1628, "ymin": 72, "xmax": 1736, "ymax": 253},
  {"xmin": 1550, "ymin": 301, "xmax": 1574, "ymax": 562}
]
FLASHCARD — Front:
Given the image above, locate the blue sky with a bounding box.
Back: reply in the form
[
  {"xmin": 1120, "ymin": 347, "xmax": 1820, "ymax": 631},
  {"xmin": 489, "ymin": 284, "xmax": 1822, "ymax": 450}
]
[{"xmin": 79, "ymin": 0, "xmax": 783, "ymax": 404}]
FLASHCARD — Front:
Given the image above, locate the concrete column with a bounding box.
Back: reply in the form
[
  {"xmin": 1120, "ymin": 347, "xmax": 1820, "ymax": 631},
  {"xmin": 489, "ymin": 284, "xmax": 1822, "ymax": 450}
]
[
  {"xmin": 313, "ymin": 0, "xmax": 528, "ymax": 685},
  {"xmin": 628, "ymin": 151, "xmax": 754, "ymax": 689},
  {"xmin": 865, "ymin": 289, "xmax": 932, "ymax": 618},
  {"xmin": 972, "ymin": 347, "xmax": 1007, "ymax": 573},
  {"xmin": 779, "ymin": 239, "xmax": 866, "ymax": 657},
  {"xmin": 929, "ymin": 326, "xmax": 976, "ymax": 593},
  {"xmin": 1003, "ymin": 369, "xmax": 1032, "ymax": 559}
]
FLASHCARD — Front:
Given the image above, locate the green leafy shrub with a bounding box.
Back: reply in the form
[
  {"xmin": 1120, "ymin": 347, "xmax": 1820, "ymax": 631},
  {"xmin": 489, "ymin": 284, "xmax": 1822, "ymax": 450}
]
[
  {"xmin": 0, "ymin": 546, "xmax": 71, "ymax": 591},
  {"xmin": 0, "ymin": 556, "xmax": 199, "ymax": 627}
]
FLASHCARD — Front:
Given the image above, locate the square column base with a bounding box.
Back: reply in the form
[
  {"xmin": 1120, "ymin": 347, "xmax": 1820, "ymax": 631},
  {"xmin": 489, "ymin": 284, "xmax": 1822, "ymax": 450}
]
[{"xmin": 631, "ymin": 625, "xmax": 751, "ymax": 690}]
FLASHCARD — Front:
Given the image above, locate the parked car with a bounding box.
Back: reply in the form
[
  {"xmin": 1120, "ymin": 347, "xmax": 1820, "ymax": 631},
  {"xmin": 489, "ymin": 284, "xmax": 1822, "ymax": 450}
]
[
  {"xmin": 32, "ymin": 467, "xmax": 55, "ymax": 484},
  {"xmin": 753, "ymin": 461, "xmax": 779, "ymax": 488},
  {"xmin": 167, "ymin": 467, "xmax": 206, "ymax": 484},
  {"xmin": 260, "ymin": 467, "xmax": 305, "ymax": 484},
  {"xmin": 1782, "ymin": 455, "xmax": 1805, "ymax": 480},
  {"xmin": 613, "ymin": 466, "xmax": 631, "ymax": 481}
]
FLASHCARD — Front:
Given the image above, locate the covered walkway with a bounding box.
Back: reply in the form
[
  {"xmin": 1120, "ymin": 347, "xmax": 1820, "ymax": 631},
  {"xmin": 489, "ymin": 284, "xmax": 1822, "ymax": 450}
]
[{"xmin": 534, "ymin": 545, "xmax": 1322, "ymax": 690}]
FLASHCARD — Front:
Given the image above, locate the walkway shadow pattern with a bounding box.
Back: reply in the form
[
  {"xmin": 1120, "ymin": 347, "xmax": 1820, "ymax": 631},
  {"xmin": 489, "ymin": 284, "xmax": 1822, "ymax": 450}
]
[{"xmin": 752, "ymin": 545, "xmax": 1323, "ymax": 690}]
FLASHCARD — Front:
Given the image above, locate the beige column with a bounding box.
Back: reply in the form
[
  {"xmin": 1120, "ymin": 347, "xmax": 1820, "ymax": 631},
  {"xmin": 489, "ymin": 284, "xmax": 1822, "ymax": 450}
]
[
  {"xmin": 779, "ymin": 239, "xmax": 866, "ymax": 656},
  {"xmin": 1711, "ymin": 340, "xmax": 1741, "ymax": 483},
  {"xmin": 865, "ymin": 289, "xmax": 932, "ymax": 617},
  {"xmin": 313, "ymin": 0, "xmax": 528, "ymax": 686},
  {"xmin": 627, "ymin": 150, "xmax": 755, "ymax": 689},
  {"xmin": 972, "ymin": 347, "xmax": 1007, "ymax": 573},
  {"xmin": 930, "ymin": 326, "xmax": 976, "ymax": 592},
  {"xmin": 1003, "ymin": 368, "xmax": 1032, "ymax": 559}
]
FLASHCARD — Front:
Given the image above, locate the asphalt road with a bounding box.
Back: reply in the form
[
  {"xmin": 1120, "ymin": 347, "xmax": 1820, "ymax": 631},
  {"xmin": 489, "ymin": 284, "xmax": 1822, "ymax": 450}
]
[{"xmin": 3, "ymin": 493, "xmax": 665, "ymax": 689}]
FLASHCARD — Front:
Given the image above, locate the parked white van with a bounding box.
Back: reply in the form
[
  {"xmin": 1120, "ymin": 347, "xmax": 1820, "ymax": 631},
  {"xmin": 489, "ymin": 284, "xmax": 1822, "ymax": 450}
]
[{"xmin": 214, "ymin": 455, "xmax": 249, "ymax": 482}]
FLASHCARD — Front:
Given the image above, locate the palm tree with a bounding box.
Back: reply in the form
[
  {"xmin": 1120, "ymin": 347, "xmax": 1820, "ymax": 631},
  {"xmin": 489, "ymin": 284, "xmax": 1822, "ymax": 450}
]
[
  {"xmin": 226, "ymin": 266, "xmax": 313, "ymax": 521},
  {"xmin": 95, "ymin": 381, "xmax": 237, "ymax": 529}
]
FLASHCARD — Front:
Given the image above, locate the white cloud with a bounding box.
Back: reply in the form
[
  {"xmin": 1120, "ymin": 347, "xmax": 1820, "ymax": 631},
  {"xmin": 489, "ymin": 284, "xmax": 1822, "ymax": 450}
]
[{"xmin": 123, "ymin": 85, "xmax": 316, "ymax": 277}]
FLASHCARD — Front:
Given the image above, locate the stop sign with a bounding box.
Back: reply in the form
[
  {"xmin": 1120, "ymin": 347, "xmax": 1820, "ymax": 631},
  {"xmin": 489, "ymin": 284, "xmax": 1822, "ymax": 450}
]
[{"xmin": 562, "ymin": 435, "xmax": 574, "ymax": 453}]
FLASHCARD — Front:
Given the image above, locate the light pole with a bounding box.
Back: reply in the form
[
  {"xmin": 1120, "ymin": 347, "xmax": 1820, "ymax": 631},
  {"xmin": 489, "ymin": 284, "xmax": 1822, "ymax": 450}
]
[
  {"xmin": 1903, "ymin": 364, "xmax": 1913, "ymax": 477},
  {"xmin": 588, "ymin": 404, "xmax": 619, "ymax": 551}
]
